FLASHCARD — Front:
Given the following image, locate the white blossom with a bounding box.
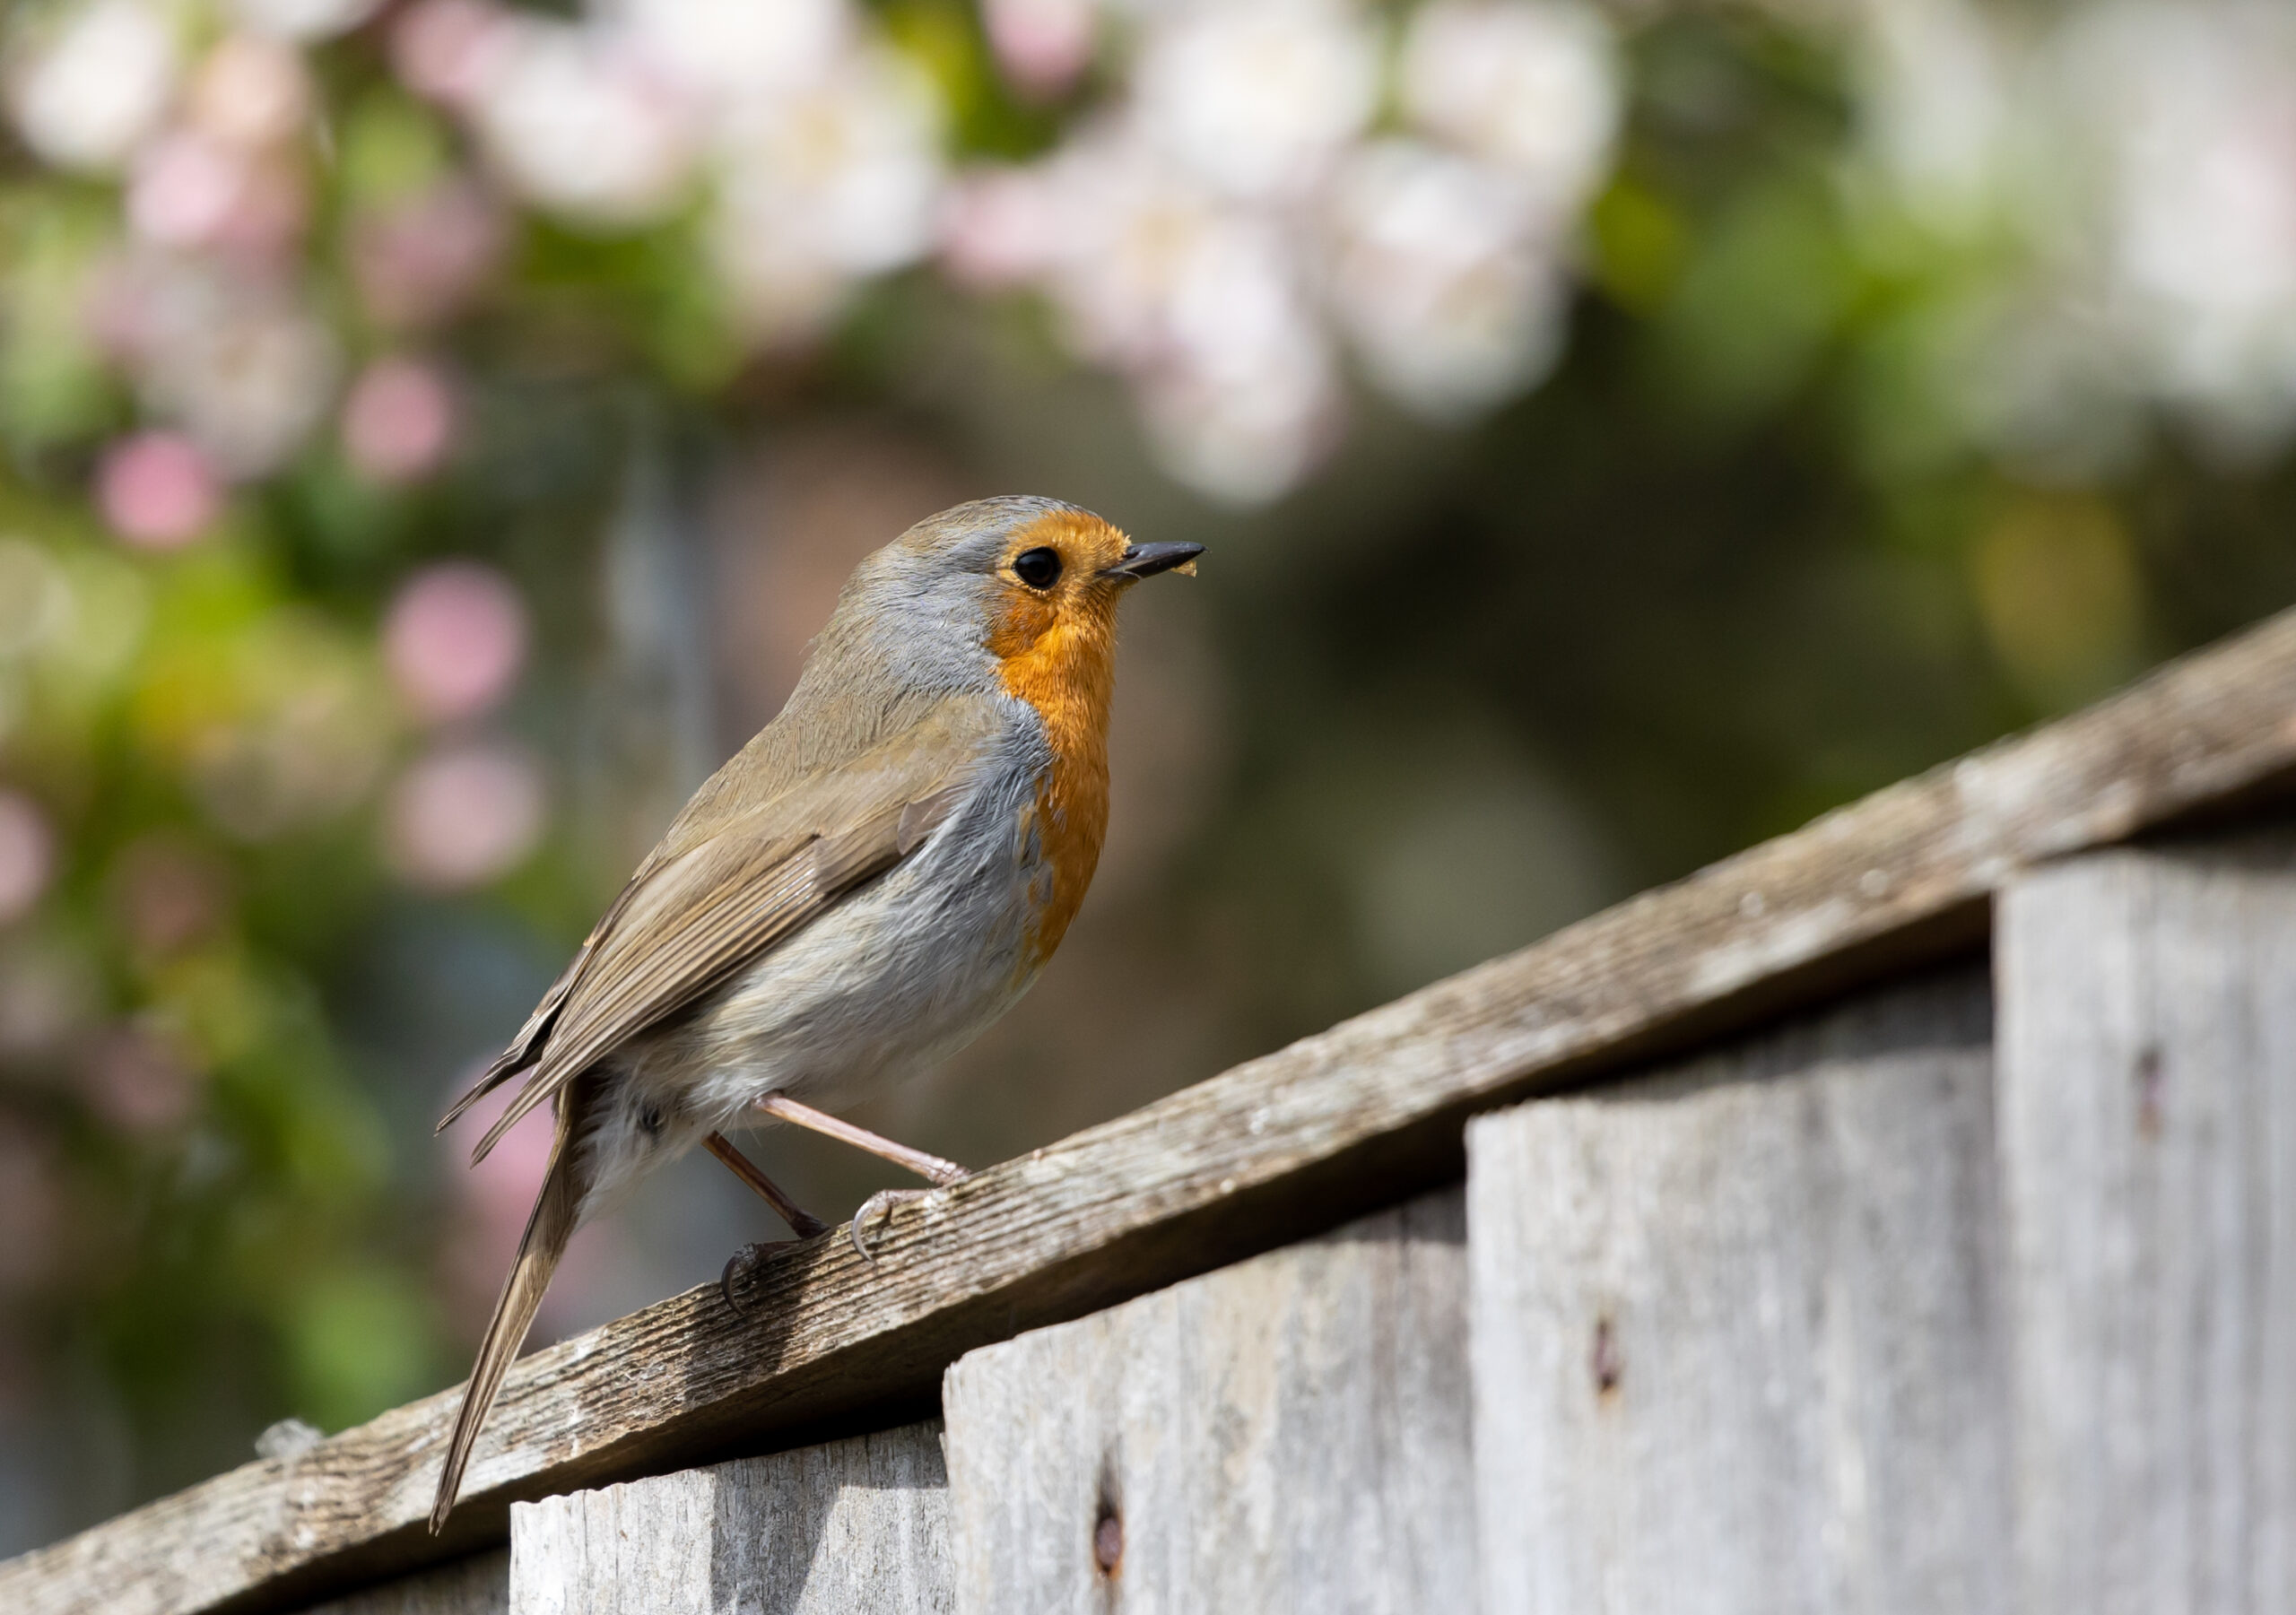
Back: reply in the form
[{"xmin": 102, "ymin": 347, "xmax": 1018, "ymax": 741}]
[
  {"xmin": 7, "ymin": 0, "xmax": 179, "ymax": 173},
  {"xmin": 473, "ymin": 20, "xmax": 696, "ymax": 227},
  {"xmin": 223, "ymin": 0, "xmax": 380, "ymax": 41},
  {"xmin": 712, "ymin": 46, "xmax": 943, "ymax": 342},
  {"xmin": 606, "ymin": 0, "xmax": 850, "ymax": 111},
  {"xmin": 1133, "ymin": 0, "xmax": 1378, "ymax": 201},
  {"xmin": 2070, "ymin": 0, "xmax": 2296, "ymax": 452},
  {"xmin": 1399, "ymin": 0, "xmax": 1618, "ymax": 214}
]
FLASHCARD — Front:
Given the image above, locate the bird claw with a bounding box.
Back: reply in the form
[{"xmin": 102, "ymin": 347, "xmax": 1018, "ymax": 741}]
[
  {"xmin": 848, "ymin": 1174, "xmax": 969, "ymax": 1266},
  {"xmin": 719, "ymin": 1240, "xmax": 800, "ymax": 1315}
]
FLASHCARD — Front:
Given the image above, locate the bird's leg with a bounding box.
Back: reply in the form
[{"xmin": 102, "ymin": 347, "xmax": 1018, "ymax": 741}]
[
  {"xmin": 704, "ymin": 1132, "xmax": 830, "ymax": 1236},
  {"xmin": 703, "ymin": 1131, "xmax": 829, "ymax": 1315},
  {"xmin": 752, "ymin": 1093, "xmax": 970, "ymax": 1185},
  {"xmin": 752, "ymin": 1092, "xmax": 971, "ymax": 1263}
]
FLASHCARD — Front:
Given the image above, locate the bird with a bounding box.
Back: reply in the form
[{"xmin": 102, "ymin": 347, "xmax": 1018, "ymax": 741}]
[{"xmin": 425, "ymin": 495, "xmax": 1201, "ymax": 1532}]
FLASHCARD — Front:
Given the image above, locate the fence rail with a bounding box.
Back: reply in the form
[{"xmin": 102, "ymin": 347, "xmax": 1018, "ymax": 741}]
[{"xmin": 11, "ymin": 605, "xmax": 2296, "ymax": 1614}]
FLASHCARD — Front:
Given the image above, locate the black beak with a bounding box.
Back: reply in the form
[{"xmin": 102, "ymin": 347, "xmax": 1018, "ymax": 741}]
[{"xmin": 1102, "ymin": 542, "xmax": 1205, "ymax": 581}]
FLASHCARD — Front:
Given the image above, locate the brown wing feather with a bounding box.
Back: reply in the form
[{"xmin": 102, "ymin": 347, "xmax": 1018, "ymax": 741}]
[
  {"xmin": 449, "ymin": 699, "xmax": 997, "ymax": 1160},
  {"xmin": 430, "ymin": 1085, "xmax": 587, "ymax": 1532}
]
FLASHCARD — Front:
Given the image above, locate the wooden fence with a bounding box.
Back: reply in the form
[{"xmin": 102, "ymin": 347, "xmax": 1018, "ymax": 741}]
[{"xmin": 10, "ymin": 605, "xmax": 2296, "ymax": 1613}]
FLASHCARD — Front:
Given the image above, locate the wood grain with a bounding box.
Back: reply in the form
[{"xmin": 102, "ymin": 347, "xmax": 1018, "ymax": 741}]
[
  {"xmin": 9, "ymin": 609, "xmax": 2296, "ymax": 1615},
  {"xmin": 509, "ymin": 1422, "xmax": 949, "ymax": 1615},
  {"xmin": 296, "ymin": 1552, "xmax": 505, "ymax": 1615},
  {"xmin": 1469, "ymin": 969, "xmax": 2009, "ymax": 1614},
  {"xmin": 1996, "ymin": 836, "xmax": 2296, "ymax": 1614},
  {"xmin": 941, "ymin": 1190, "xmax": 1470, "ymax": 1615}
]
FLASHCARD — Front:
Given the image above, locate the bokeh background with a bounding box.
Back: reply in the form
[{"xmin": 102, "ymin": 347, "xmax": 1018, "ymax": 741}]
[{"xmin": 2, "ymin": 0, "xmax": 2293, "ymax": 1555}]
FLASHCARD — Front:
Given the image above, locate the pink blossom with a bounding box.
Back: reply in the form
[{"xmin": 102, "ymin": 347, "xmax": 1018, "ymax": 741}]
[
  {"xmin": 127, "ymin": 128, "xmax": 309, "ymax": 261},
  {"xmin": 127, "ymin": 132, "xmax": 248, "ymax": 248},
  {"xmin": 389, "ymin": 0, "xmax": 514, "ymax": 107},
  {"xmin": 342, "ymin": 356, "xmax": 457, "ymax": 484},
  {"xmin": 351, "ymin": 180, "xmax": 506, "ymax": 329},
  {"xmin": 984, "ymin": 0, "xmax": 1097, "ymax": 100},
  {"xmin": 939, "ymin": 167, "xmax": 1066, "ymax": 290},
  {"xmin": 382, "ymin": 561, "xmax": 528, "ymax": 723},
  {"xmin": 0, "ymin": 792, "xmax": 52, "ymax": 925},
  {"xmin": 98, "ymin": 432, "xmax": 221, "ymax": 550},
  {"xmin": 383, "ymin": 740, "xmax": 544, "ymax": 890}
]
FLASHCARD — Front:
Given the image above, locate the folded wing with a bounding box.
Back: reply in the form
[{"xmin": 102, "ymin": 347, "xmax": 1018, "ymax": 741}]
[{"xmin": 440, "ymin": 697, "xmax": 1003, "ymax": 1157}]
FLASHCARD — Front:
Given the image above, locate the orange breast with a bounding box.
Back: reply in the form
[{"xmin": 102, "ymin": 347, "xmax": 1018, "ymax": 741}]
[{"xmin": 987, "ymin": 513, "xmax": 1121, "ymax": 967}]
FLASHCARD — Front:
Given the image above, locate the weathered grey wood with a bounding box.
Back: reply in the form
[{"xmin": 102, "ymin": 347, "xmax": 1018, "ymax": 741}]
[
  {"xmin": 9, "ymin": 608, "xmax": 2296, "ymax": 1614},
  {"xmin": 1469, "ymin": 969, "xmax": 2007, "ymax": 1615},
  {"xmin": 942, "ymin": 1189, "xmax": 1470, "ymax": 1615},
  {"xmin": 298, "ymin": 1551, "xmax": 506, "ymax": 1615},
  {"xmin": 509, "ymin": 1422, "xmax": 948, "ymax": 1615},
  {"xmin": 1996, "ymin": 838, "xmax": 2296, "ymax": 1614}
]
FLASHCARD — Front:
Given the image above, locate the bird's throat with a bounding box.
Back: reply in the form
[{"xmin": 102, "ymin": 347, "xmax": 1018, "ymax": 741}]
[{"xmin": 991, "ymin": 601, "xmax": 1114, "ymax": 966}]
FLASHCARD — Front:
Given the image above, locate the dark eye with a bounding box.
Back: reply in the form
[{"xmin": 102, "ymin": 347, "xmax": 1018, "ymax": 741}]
[
  {"xmin": 638, "ymin": 1103, "xmax": 665, "ymax": 1137},
  {"xmin": 1013, "ymin": 547, "xmax": 1062, "ymax": 589}
]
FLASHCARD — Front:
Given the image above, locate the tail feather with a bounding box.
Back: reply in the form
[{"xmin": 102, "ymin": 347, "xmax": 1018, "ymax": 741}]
[{"xmin": 429, "ymin": 1100, "xmax": 585, "ymax": 1533}]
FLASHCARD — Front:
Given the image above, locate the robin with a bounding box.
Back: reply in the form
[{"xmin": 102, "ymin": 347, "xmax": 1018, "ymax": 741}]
[{"xmin": 426, "ymin": 496, "xmax": 1200, "ymax": 1531}]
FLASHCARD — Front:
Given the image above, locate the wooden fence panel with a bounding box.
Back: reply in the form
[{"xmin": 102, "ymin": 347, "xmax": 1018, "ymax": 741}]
[
  {"xmin": 1468, "ymin": 968, "xmax": 2006, "ymax": 1615},
  {"xmin": 507, "ymin": 1422, "xmax": 950, "ymax": 1615},
  {"xmin": 941, "ymin": 1188, "xmax": 1471, "ymax": 1615},
  {"xmin": 300, "ymin": 1551, "xmax": 506, "ymax": 1615},
  {"xmin": 1997, "ymin": 838, "xmax": 2296, "ymax": 1615}
]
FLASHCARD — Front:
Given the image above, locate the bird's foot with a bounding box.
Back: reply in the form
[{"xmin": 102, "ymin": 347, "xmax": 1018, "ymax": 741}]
[
  {"xmin": 849, "ymin": 1170, "xmax": 972, "ymax": 1266},
  {"xmin": 720, "ymin": 1240, "xmax": 801, "ymax": 1315}
]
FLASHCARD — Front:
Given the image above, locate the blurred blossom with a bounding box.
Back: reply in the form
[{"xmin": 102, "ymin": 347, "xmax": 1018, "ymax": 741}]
[
  {"xmin": 1854, "ymin": 0, "xmax": 2006, "ymax": 222},
  {"xmin": 127, "ymin": 132, "xmax": 247, "ymax": 248},
  {"xmin": 5, "ymin": 0, "xmax": 178, "ymax": 173},
  {"xmin": 0, "ymin": 540, "xmax": 73, "ymax": 660},
  {"xmin": 341, "ymin": 356, "xmax": 457, "ymax": 484},
  {"xmin": 224, "ymin": 0, "xmax": 381, "ymax": 42},
  {"xmin": 1327, "ymin": 141, "xmax": 1568, "ymax": 421},
  {"xmin": 188, "ymin": 32, "xmax": 313, "ymax": 150},
  {"xmin": 0, "ymin": 792, "xmax": 53, "ymax": 926},
  {"xmin": 2069, "ymin": 0, "xmax": 2296, "ymax": 454},
  {"xmin": 143, "ymin": 300, "xmax": 339, "ymax": 477},
  {"xmin": 391, "ymin": 0, "xmax": 516, "ymax": 106},
  {"xmin": 473, "ymin": 20, "xmax": 695, "ymax": 227},
  {"xmin": 1137, "ymin": 211, "xmax": 1340, "ymax": 503},
  {"xmin": 984, "ymin": 0, "xmax": 1098, "ymax": 100},
  {"xmin": 383, "ymin": 560, "xmax": 528, "ymax": 723},
  {"xmin": 939, "ymin": 167, "xmax": 1067, "ymax": 291},
  {"xmin": 98, "ymin": 431, "xmax": 221, "ymax": 550},
  {"xmin": 80, "ymin": 1024, "xmax": 201, "ymax": 1133},
  {"xmin": 1139, "ymin": 328, "xmax": 1338, "ymax": 507},
  {"xmin": 1037, "ymin": 135, "xmax": 1233, "ymax": 369},
  {"xmin": 611, "ymin": 0, "xmax": 848, "ymax": 109},
  {"xmin": 127, "ymin": 131, "xmax": 309, "ymax": 259},
  {"xmin": 1400, "ymin": 0, "xmax": 1620, "ymax": 213},
  {"xmin": 109, "ymin": 835, "xmax": 230, "ymax": 958},
  {"xmin": 0, "ymin": 1117, "xmax": 59, "ymax": 1295},
  {"xmin": 351, "ymin": 179, "xmax": 507, "ymax": 329},
  {"xmin": 384, "ymin": 740, "xmax": 545, "ymax": 890},
  {"xmin": 1133, "ymin": 0, "xmax": 1377, "ymax": 201},
  {"xmin": 712, "ymin": 48, "xmax": 944, "ymax": 342}
]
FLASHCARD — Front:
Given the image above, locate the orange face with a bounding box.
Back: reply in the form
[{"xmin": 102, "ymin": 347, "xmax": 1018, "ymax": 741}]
[{"xmin": 984, "ymin": 509, "xmax": 1133, "ymax": 966}]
